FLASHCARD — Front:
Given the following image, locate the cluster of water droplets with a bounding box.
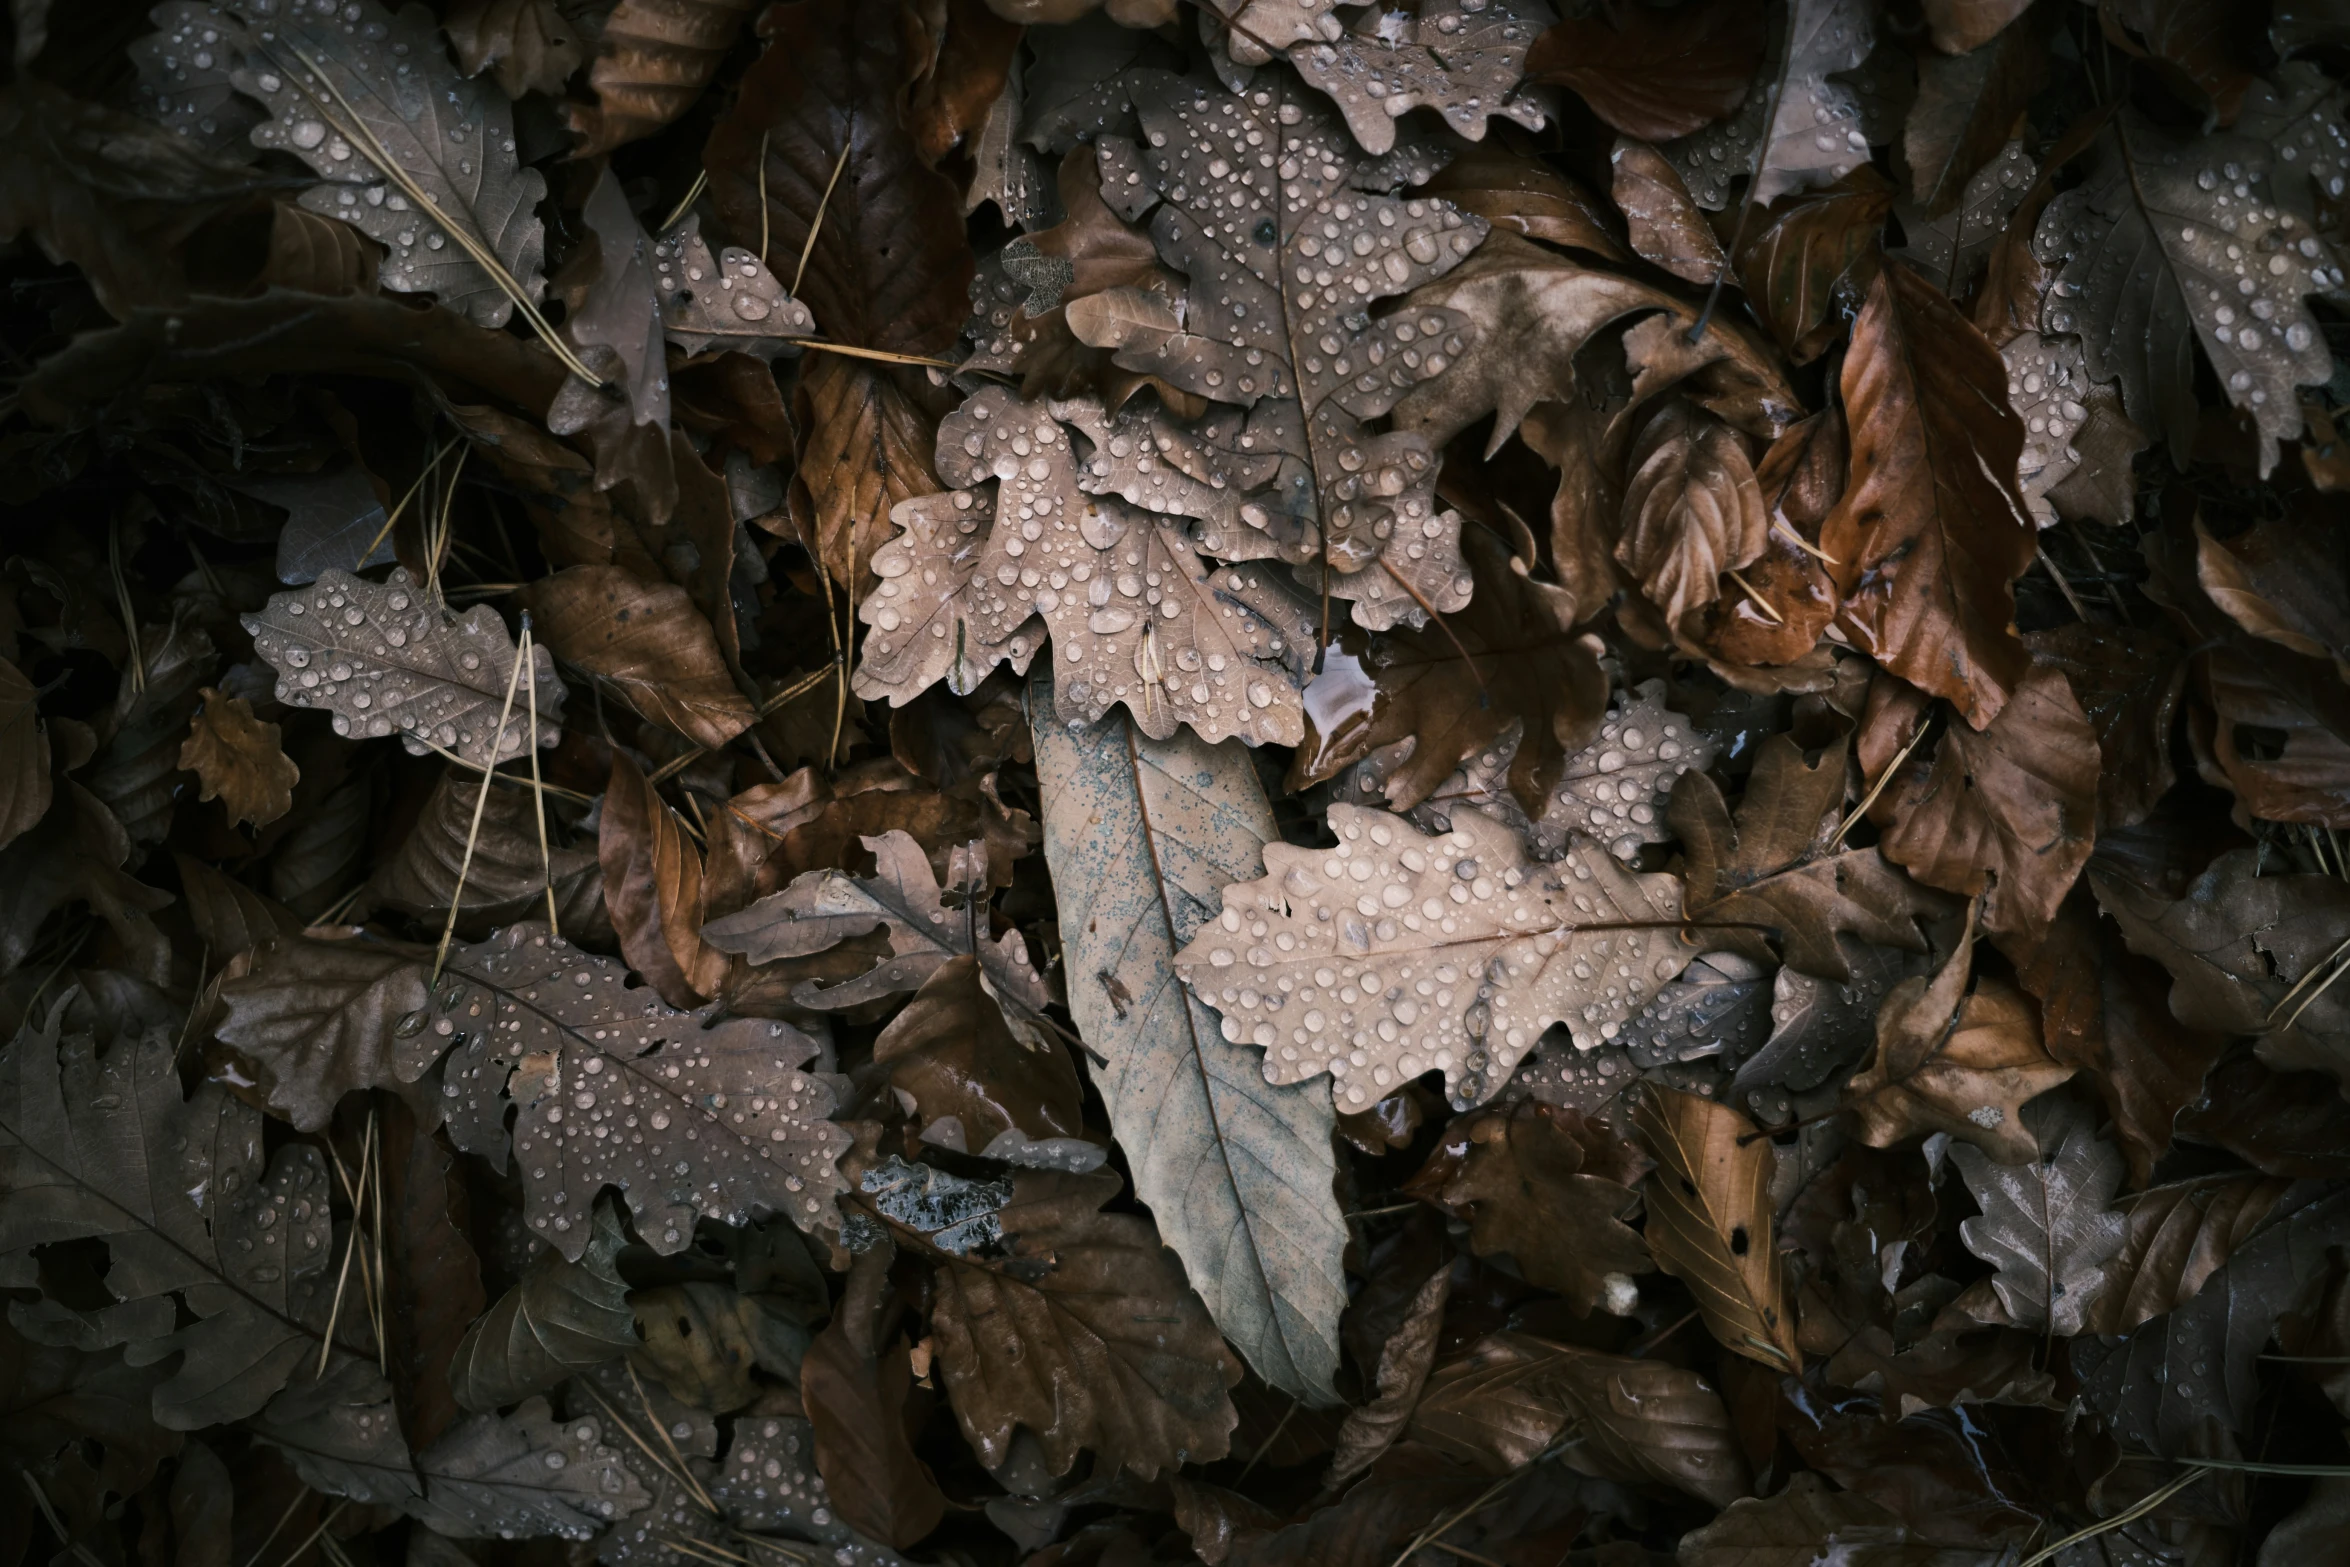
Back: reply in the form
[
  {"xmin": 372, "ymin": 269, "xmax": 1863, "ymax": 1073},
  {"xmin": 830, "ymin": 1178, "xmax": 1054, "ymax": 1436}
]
[
  {"xmin": 246, "ymin": 567, "xmax": 565, "ymax": 766},
  {"xmin": 652, "ymin": 223, "xmax": 816, "ymax": 355},
  {"xmin": 1176, "ymin": 804, "xmax": 1688, "ymax": 1111},
  {"xmin": 2001, "ymin": 331, "xmax": 2094, "ymax": 527},
  {"xmin": 1291, "ymin": 0, "xmax": 1550, "ymax": 157}
]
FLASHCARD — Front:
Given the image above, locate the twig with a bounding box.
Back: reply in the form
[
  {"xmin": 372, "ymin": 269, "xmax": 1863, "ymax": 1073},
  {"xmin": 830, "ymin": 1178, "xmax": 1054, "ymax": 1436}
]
[
  {"xmin": 1628, "ymin": 1307, "xmax": 1701, "ymax": 1357},
  {"xmin": 358, "ymin": 439, "xmax": 454, "ymax": 568},
  {"xmin": 773, "ymin": 338, "xmax": 962, "ymax": 369},
  {"xmin": 2267, "ymin": 930, "xmax": 2350, "ymax": 1031},
  {"xmin": 793, "ymin": 141, "xmax": 853, "ymax": 295}
]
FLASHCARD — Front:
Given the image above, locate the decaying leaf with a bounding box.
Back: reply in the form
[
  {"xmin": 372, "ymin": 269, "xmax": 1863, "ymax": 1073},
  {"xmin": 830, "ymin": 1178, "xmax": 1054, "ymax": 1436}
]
[
  {"xmin": 1326, "ymin": 1264, "xmax": 1447, "ymax": 1484},
  {"xmin": 1616, "ymin": 399, "xmax": 1769, "ymax": 627},
  {"xmin": 1843, "ymin": 911, "xmax": 2075, "ymax": 1162},
  {"xmin": 178, "ymin": 686, "xmax": 298, "ymax": 829},
  {"xmin": 1635, "ymin": 1085, "xmax": 1801, "ymax": 1371},
  {"xmin": 570, "ymin": 0, "xmax": 756, "ymax": 157},
  {"xmin": 2090, "ymin": 1171, "xmax": 2293, "ymax": 1334},
  {"xmin": 651, "ymin": 217, "xmax": 815, "ymax": 359},
  {"xmin": 0, "ymin": 659, "xmax": 50, "ymax": 854},
  {"xmin": 1291, "ymin": 0, "xmax": 1555, "ymax": 158},
  {"xmin": 1945, "ymin": 1094, "xmax": 2129, "ymax": 1335},
  {"xmin": 1754, "ymin": 0, "xmax": 1878, "ymax": 207},
  {"xmin": 1680, "ymin": 1472, "xmax": 1981, "ymax": 1567},
  {"xmin": 1613, "ymin": 137, "xmax": 1729, "ymax": 284},
  {"xmin": 449, "ymin": 1203, "xmax": 635, "ymax": 1412},
  {"xmin": 1034, "ymin": 677, "xmax": 1347, "ymax": 1404},
  {"xmin": 1524, "ymin": 0, "xmax": 1763, "ymax": 143},
  {"xmin": 246, "ymin": 568, "xmax": 566, "ymax": 768},
  {"xmin": 872, "ymin": 954, "xmax": 1087, "ymax": 1159},
  {"xmin": 524, "ymin": 565, "xmax": 753, "ymax": 749}
]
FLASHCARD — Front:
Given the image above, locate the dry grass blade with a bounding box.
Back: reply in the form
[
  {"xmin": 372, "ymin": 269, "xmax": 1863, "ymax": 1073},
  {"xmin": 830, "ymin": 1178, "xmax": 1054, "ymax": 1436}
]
[
  {"xmin": 432, "ymin": 626, "xmax": 531, "ymax": 983},
  {"xmin": 2016, "ymin": 1467, "xmax": 2208, "ymax": 1567}
]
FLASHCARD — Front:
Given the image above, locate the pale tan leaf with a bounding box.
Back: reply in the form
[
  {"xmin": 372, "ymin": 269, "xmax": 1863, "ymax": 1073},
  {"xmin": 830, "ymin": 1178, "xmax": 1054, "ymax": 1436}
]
[
  {"xmin": 245, "ymin": 567, "xmax": 565, "ymax": 768},
  {"xmin": 652, "ymin": 216, "xmax": 814, "ymax": 360},
  {"xmin": 177, "ymin": 687, "xmax": 297, "ymax": 829},
  {"xmin": 1634, "ymin": 1084, "xmax": 1802, "ymax": 1371},
  {"xmin": 1176, "ymin": 802, "xmax": 1691, "ymax": 1113}
]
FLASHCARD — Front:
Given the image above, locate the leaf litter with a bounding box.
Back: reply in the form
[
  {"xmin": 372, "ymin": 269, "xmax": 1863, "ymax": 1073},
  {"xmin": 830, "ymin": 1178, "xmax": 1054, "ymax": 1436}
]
[{"xmin": 10, "ymin": 2, "xmax": 2350, "ymax": 1564}]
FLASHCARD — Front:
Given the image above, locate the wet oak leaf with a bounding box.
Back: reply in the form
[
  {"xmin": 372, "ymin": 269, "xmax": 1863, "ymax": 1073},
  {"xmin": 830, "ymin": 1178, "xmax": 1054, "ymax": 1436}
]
[
  {"xmin": 1945, "ymin": 1094, "xmax": 2129, "ymax": 1335},
  {"xmin": 212, "ymin": 0, "xmax": 550, "ymax": 328},
  {"xmin": 1635, "ymin": 1084, "xmax": 1802, "ymax": 1372},
  {"xmin": 853, "ymin": 385, "xmax": 1314, "ymax": 745},
  {"xmin": 178, "ymin": 687, "xmax": 298, "ymax": 829},
  {"xmin": 0, "ymin": 1018, "xmax": 353, "ymax": 1429},
  {"xmin": 1178, "ymin": 801, "xmax": 1691, "ymax": 1112},
  {"xmin": 1668, "ymin": 733, "xmax": 1943, "ymax": 982},
  {"xmin": 1822, "ymin": 262, "xmax": 2039, "ymax": 730},
  {"xmin": 402, "ymin": 924, "xmax": 850, "ymax": 1257},
  {"xmin": 703, "ymin": 827, "xmax": 1051, "ymax": 1013},
  {"xmin": 1291, "ymin": 0, "xmax": 1556, "ymax": 158},
  {"xmin": 1522, "ymin": 0, "xmax": 1765, "ymax": 142},
  {"xmin": 245, "ymin": 567, "xmax": 567, "ymax": 769},
  {"xmin": 913, "ymin": 1167, "xmax": 1241, "ymax": 1481},
  {"xmin": 1033, "ymin": 679, "xmax": 1347, "ymax": 1404},
  {"xmin": 1843, "ymin": 915, "xmax": 2075, "ymax": 1163},
  {"xmin": 1754, "ymin": 0, "xmax": 1878, "ymax": 207},
  {"xmin": 525, "ymin": 564, "xmax": 755, "ymax": 749},
  {"xmin": 1087, "ymin": 69, "xmax": 1488, "ymax": 609},
  {"xmin": 1400, "ymin": 1098, "xmax": 1651, "ymax": 1314},
  {"xmin": 403, "ymin": 1398, "xmax": 651, "ymax": 1539},
  {"xmin": 651, "ymin": 217, "xmax": 815, "ymax": 360},
  {"xmin": 214, "ymin": 933, "xmax": 434, "ymax": 1134},
  {"xmin": 872, "ymin": 954, "xmax": 1086, "ymax": 1156},
  {"xmin": 2035, "ymin": 110, "xmax": 2340, "ymax": 474}
]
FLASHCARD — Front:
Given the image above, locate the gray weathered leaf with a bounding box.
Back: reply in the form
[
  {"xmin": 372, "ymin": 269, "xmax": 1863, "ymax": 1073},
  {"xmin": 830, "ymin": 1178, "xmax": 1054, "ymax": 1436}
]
[
  {"xmin": 702, "ymin": 828, "xmax": 1052, "ymax": 1012},
  {"xmin": 229, "ymin": 465, "xmax": 394, "ymax": 585},
  {"xmin": 244, "ymin": 567, "xmax": 565, "ymax": 767},
  {"xmin": 550, "ymin": 165, "xmax": 668, "ymax": 435},
  {"xmin": 1756, "ymin": 0, "xmax": 1877, "ymax": 207},
  {"xmin": 1290, "ymin": 0, "xmax": 1556, "ymax": 157},
  {"xmin": 250, "ymin": 1359, "xmax": 418, "ymax": 1506},
  {"xmin": 1947, "ymin": 1094, "xmax": 2128, "ymax": 1336},
  {"xmin": 212, "ymin": 0, "xmax": 549, "ymax": 326},
  {"xmin": 2035, "ymin": 110, "xmax": 2340, "ymax": 473},
  {"xmin": 398, "ymin": 925, "xmax": 850, "ymax": 1258},
  {"xmin": 131, "ymin": 2, "xmax": 267, "ymax": 155},
  {"xmin": 450, "ymin": 1202, "xmax": 637, "ymax": 1411},
  {"xmin": 1032, "ymin": 668, "xmax": 1347, "ymax": 1405},
  {"xmin": 653, "ymin": 215, "xmax": 815, "ymax": 359}
]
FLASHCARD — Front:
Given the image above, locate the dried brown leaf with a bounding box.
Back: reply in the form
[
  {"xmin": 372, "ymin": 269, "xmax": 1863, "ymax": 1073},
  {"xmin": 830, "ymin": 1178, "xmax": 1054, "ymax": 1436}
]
[
  {"xmin": 525, "ymin": 564, "xmax": 756, "ymax": 749},
  {"xmin": 445, "ymin": 0, "xmax": 590, "ymax": 99},
  {"xmin": 801, "ymin": 1244, "xmax": 944, "ymax": 1547},
  {"xmin": 1326, "ymin": 1265, "xmax": 1448, "ymax": 1485},
  {"xmin": 1734, "ymin": 168, "xmax": 1894, "ymax": 363},
  {"xmin": 1617, "ymin": 400, "xmax": 1769, "ymax": 626},
  {"xmin": 872, "ymin": 954, "xmax": 1085, "ymax": 1157},
  {"xmin": 2090, "ymin": 1171, "xmax": 2293, "ymax": 1334},
  {"xmin": 1612, "ymin": 137, "xmax": 1727, "ymax": 284},
  {"xmin": 571, "ymin": 0, "xmax": 757, "ymax": 157},
  {"xmin": 599, "ymin": 750, "xmax": 728, "ymax": 1009},
  {"xmin": 1945, "ymin": 1094, "xmax": 2129, "ymax": 1334},
  {"xmin": 1635, "ymin": 1084, "xmax": 1802, "ymax": 1371},
  {"xmin": 1523, "ymin": 0, "xmax": 1765, "ymax": 142},
  {"xmin": 1291, "ymin": 0, "xmax": 1554, "ymax": 157}
]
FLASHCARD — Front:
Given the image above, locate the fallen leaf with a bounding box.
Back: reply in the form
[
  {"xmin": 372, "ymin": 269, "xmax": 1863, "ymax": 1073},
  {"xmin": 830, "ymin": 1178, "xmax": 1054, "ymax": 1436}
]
[
  {"xmin": 1753, "ymin": 0, "xmax": 1879, "ymax": 207},
  {"xmin": 1945, "ymin": 1094, "xmax": 2129, "ymax": 1335},
  {"xmin": 903, "ymin": 1166, "xmax": 1242, "ymax": 1480},
  {"xmin": 2194, "ymin": 508, "xmax": 2350, "ymax": 677},
  {"xmin": 1402, "ymin": 1099, "xmax": 1651, "ymax": 1315},
  {"xmin": 570, "ymin": 0, "xmax": 756, "ymax": 157},
  {"xmin": 0, "ymin": 658, "xmax": 51, "ymax": 855},
  {"xmin": 178, "ymin": 687, "xmax": 297, "ymax": 829},
  {"xmin": 366, "ymin": 767, "xmax": 603, "ymax": 937},
  {"xmin": 801, "ymin": 1243, "xmax": 944, "ymax": 1547},
  {"xmin": 1905, "ymin": 6, "xmax": 2048, "ymax": 215},
  {"xmin": 2176, "ymin": 1055, "xmax": 2350, "ymax": 1179},
  {"xmin": 1033, "ymin": 674, "xmax": 1348, "ymax": 1403},
  {"xmin": 2023, "ymin": 623, "xmax": 2184, "ymax": 832},
  {"xmin": 1612, "ymin": 138, "xmax": 1729, "ymax": 284},
  {"xmin": 1823, "ymin": 261, "xmax": 2038, "ymax": 729},
  {"xmin": 448, "ymin": 1202, "xmax": 634, "ymax": 1413},
  {"xmin": 1922, "ymin": 0, "xmax": 2037, "ymax": 54},
  {"xmin": 525, "ymin": 564, "xmax": 755, "ymax": 749},
  {"xmin": 2090, "ymin": 1171, "xmax": 2293, "ymax": 1333},
  {"xmin": 1669, "ymin": 733, "xmax": 1944, "ymax": 981},
  {"xmin": 1679, "ymin": 1471, "xmax": 1985, "ymax": 1566},
  {"xmin": 1616, "ymin": 399, "xmax": 1770, "ymax": 627},
  {"xmin": 2101, "ymin": 0, "xmax": 2256, "ymax": 124},
  {"xmin": 1843, "ymin": 910, "xmax": 2076, "ymax": 1162},
  {"xmin": 1411, "ymin": 138, "xmax": 1631, "ymax": 260},
  {"xmin": 1523, "ymin": 0, "xmax": 1765, "ymax": 142},
  {"xmin": 1326, "ymin": 1265, "xmax": 1449, "ymax": 1484},
  {"xmin": 872, "ymin": 954, "xmax": 1086, "ymax": 1157},
  {"xmin": 444, "ymin": 0, "xmax": 589, "ymax": 99},
  {"xmin": 1635, "ymin": 1084, "xmax": 1802, "ymax": 1372},
  {"xmin": 599, "ymin": 750, "xmax": 728, "ymax": 1009},
  {"xmin": 1735, "ymin": 169, "xmax": 1896, "ymax": 362},
  {"xmin": 1291, "ymin": 0, "xmax": 1555, "ymax": 157},
  {"xmin": 651, "ymin": 217, "xmax": 815, "ymax": 360},
  {"xmin": 246, "ymin": 568, "xmax": 566, "ymax": 768},
  {"xmin": 213, "ymin": 932, "xmax": 434, "ymax": 1133}
]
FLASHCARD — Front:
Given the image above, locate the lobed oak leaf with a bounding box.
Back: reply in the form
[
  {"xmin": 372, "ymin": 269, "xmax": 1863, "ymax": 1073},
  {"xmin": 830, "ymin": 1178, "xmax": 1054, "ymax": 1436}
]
[
  {"xmin": 1732, "ymin": 937, "xmax": 1927, "ymax": 1102},
  {"xmin": 1086, "ymin": 70, "xmax": 1487, "ymax": 611},
  {"xmin": 1668, "ymin": 733, "xmax": 1943, "ymax": 982},
  {"xmin": 2035, "ymin": 111, "xmax": 2341, "ymax": 474},
  {"xmin": 444, "ymin": 0, "xmax": 591, "ymax": 99},
  {"xmin": 551, "ymin": 167, "xmax": 669, "ymax": 441},
  {"xmin": 1894, "ymin": 141, "xmax": 2038, "ymax": 302},
  {"xmin": 401, "ymin": 924, "xmax": 850, "ymax": 1257},
  {"xmin": 0, "ymin": 1017, "xmax": 358, "ymax": 1428},
  {"xmin": 1945, "ymin": 1094, "xmax": 2129, "ymax": 1335},
  {"xmin": 524, "ymin": 564, "xmax": 755, "ymax": 749},
  {"xmin": 1821, "ymin": 1324, "xmax": 2059, "ymax": 1421},
  {"xmin": 1400, "ymin": 1098, "xmax": 1650, "ymax": 1315},
  {"xmin": 1842, "ymin": 912, "xmax": 2075, "ymax": 1163},
  {"xmin": 246, "ymin": 568, "xmax": 566, "ymax": 768},
  {"xmin": 1753, "ymin": 0, "xmax": 1878, "ymax": 207},
  {"xmin": 1822, "ymin": 262, "xmax": 2038, "ymax": 730},
  {"xmin": 88, "ymin": 619, "xmax": 215, "ymax": 848},
  {"xmin": 651, "ymin": 217, "xmax": 814, "ymax": 360},
  {"xmin": 1178, "ymin": 801, "xmax": 1692, "ymax": 1112},
  {"xmin": 1523, "ymin": 0, "xmax": 1763, "ymax": 143},
  {"xmin": 178, "ymin": 686, "xmax": 298, "ymax": 829},
  {"xmin": 403, "ymin": 1398, "xmax": 651, "ymax": 1539},
  {"xmin": 1634, "ymin": 1084, "xmax": 1802, "ymax": 1372},
  {"xmin": 1033, "ymin": 678, "xmax": 1347, "ymax": 1402},
  {"xmin": 1290, "ymin": 0, "xmax": 1556, "ymax": 158},
  {"xmin": 570, "ymin": 0, "xmax": 756, "ymax": 157},
  {"xmin": 891, "ymin": 1166, "xmax": 1242, "ymax": 1480}
]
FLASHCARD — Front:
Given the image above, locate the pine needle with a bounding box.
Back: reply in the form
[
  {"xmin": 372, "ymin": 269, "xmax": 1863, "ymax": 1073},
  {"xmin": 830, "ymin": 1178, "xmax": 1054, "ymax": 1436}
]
[
  {"xmin": 793, "ymin": 141, "xmax": 853, "ymax": 296},
  {"xmin": 1725, "ymin": 566, "xmax": 1785, "ymax": 624},
  {"xmin": 2016, "ymin": 1467, "xmax": 2209, "ymax": 1567},
  {"xmin": 1831, "ymin": 706, "xmax": 1939, "ymax": 847},
  {"xmin": 775, "ymin": 338, "xmax": 962, "ymax": 369},
  {"xmin": 632, "ymin": 1360, "xmax": 717, "ymax": 1512},
  {"xmin": 432, "ymin": 631, "xmax": 532, "ymax": 985},
  {"xmin": 519, "ymin": 618, "xmax": 560, "ymax": 939},
  {"xmin": 659, "ymin": 168, "xmax": 711, "ymax": 234}
]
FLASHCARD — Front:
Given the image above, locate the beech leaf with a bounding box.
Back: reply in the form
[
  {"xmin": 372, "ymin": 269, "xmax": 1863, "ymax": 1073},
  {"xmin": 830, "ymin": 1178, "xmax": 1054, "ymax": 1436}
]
[
  {"xmin": 448, "ymin": 1202, "xmax": 637, "ymax": 1412},
  {"xmin": 1634, "ymin": 1084, "xmax": 1802, "ymax": 1371}
]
